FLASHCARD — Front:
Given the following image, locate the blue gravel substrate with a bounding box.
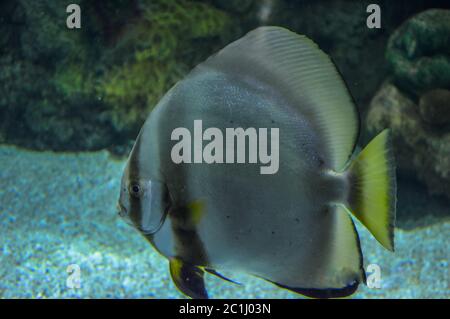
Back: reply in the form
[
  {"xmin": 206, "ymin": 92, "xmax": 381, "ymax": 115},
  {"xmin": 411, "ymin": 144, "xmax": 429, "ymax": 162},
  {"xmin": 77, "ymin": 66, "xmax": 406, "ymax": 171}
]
[{"xmin": 0, "ymin": 145, "xmax": 448, "ymax": 298}]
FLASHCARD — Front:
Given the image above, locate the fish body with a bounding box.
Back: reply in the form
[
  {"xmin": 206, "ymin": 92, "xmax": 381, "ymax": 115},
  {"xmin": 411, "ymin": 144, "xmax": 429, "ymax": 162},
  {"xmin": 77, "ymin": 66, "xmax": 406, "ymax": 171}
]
[{"xmin": 118, "ymin": 26, "xmax": 396, "ymax": 299}]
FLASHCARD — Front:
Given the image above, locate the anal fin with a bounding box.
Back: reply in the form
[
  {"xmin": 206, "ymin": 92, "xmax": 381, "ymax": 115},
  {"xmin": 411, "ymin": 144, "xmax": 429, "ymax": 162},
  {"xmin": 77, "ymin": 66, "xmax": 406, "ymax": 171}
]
[
  {"xmin": 169, "ymin": 257, "xmax": 208, "ymax": 299},
  {"xmin": 262, "ymin": 206, "xmax": 364, "ymax": 299},
  {"xmin": 270, "ymin": 279, "xmax": 359, "ymax": 299}
]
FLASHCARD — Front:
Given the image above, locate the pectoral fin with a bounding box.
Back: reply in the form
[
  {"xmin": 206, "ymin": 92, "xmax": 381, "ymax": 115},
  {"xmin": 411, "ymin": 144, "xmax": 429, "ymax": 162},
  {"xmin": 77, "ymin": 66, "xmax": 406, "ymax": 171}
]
[
  {"xmin": 204, "ymin": 268, "xmax": 242, "ymax": 286},
  {"xmin": 169, "ymin": 257, "xmax": 208, "ymax": 299}
]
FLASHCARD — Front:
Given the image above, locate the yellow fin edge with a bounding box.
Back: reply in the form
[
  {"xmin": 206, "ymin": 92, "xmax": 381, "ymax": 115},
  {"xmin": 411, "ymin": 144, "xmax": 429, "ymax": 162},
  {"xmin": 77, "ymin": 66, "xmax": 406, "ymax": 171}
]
[{"xmin": 345, "ymin": 129, "xmax": 396, "ymax": 251}]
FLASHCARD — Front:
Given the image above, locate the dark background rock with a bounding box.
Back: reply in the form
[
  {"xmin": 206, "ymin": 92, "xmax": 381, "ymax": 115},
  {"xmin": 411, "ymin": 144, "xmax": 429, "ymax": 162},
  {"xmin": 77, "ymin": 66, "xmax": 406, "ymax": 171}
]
[
  {"xmin": 419, "ymin": 89, "xmax": 450, "ymax": 126},
  {"xmin": 367, "ymin": 8, "xmax": 450, "ymax": 201},
  {"xmin": 367, "ymin": 82, "xmax": 450, "ymax": 199},
  {"xmin": 386, "ymin": 9, "xmax": 450, "ymax": 97}
]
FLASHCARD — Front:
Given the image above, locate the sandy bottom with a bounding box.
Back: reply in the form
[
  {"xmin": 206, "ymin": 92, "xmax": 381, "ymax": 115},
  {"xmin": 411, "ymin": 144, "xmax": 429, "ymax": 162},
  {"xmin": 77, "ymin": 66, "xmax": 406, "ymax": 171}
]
[{"xmin": 0, "ymin": 145, "xmax": 448, "ymax": 298}]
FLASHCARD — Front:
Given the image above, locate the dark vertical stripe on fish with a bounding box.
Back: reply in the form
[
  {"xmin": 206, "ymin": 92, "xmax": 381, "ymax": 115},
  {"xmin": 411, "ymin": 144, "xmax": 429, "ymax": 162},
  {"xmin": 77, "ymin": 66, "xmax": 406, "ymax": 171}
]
[{"xmin": 128, "ymin": 134, "xmax": 143, "ymax": 225}]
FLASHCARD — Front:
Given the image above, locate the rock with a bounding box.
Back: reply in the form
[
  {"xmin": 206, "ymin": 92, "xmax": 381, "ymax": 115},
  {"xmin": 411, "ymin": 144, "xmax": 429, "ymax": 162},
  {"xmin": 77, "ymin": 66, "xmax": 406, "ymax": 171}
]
[
  {"xmin": 386, "ymin": 9, "xmax": 450, "ymax": 96},
  {"xmin": 368, "ymin": 9, "xmax": 450, "ymax": 199},
  {"xmin": 419, "ymin": 89, "xmax": 450, "ymax": 126},
  {"xmin": 367, "ymin": 82, "xmax": 450, "ymax": 198}
]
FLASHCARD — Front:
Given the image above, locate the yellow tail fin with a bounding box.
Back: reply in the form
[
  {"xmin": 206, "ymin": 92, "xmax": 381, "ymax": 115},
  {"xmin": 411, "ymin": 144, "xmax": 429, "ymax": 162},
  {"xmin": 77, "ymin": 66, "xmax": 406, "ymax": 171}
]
[{"xmin": 345, "ymin": 129, "xmax": 396, "ymax": 251}]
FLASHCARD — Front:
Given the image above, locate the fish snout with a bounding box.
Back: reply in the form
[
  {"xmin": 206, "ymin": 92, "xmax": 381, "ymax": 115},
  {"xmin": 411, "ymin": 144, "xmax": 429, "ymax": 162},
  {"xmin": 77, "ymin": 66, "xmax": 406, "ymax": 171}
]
[
  {"xmin": 117, "ymin": 201, "xmax": 136, "ymax": 228},
  {"xmin": 116, "ymin": 201, "xmax": 127, "ymax": 217}
]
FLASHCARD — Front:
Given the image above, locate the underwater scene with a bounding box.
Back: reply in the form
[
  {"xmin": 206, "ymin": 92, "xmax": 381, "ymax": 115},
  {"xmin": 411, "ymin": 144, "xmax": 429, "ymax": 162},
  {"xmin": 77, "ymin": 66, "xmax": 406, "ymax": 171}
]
[{"xmin": 0, "ymin": 0, "xmax": 449, "ymax": 299}]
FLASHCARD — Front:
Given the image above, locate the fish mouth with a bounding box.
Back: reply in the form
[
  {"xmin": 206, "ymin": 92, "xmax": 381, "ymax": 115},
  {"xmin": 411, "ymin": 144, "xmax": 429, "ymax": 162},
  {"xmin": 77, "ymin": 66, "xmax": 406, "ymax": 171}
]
[
  {"xmin": 116, "ymin": 201, "xmax": 128, "ymax": 218},
  {"xmin": 117, "ymin": 205, "xmax": 135, "ymax": 228}
]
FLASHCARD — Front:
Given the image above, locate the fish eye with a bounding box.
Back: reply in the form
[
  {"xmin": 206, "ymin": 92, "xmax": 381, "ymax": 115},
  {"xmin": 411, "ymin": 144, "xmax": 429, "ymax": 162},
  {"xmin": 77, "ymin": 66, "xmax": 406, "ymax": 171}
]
[{"xmin": 129, "ymin": 182, "xmax": 142, "ymax": 198}]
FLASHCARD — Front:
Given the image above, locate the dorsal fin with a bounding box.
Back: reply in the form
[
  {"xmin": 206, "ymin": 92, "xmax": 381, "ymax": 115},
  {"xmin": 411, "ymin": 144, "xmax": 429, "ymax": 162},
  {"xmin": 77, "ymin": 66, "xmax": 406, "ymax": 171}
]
[{"xmin": 198, "ymin": 26, "xmax": 359, "ymax": 170}]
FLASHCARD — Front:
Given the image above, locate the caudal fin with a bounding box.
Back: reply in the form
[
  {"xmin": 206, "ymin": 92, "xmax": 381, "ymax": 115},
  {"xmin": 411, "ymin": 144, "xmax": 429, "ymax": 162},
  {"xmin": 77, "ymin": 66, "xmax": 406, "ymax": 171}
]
[{"xmin": 345, "ymin": 129, "xmax": 396, "ymax": 251}]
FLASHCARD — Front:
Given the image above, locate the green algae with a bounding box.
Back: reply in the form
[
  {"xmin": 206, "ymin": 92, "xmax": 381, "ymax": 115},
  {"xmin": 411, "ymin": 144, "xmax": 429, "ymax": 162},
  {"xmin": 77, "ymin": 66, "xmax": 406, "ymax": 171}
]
[{"xmin": 0, "ymin": 0, "xmax": 236, "ymax": 152}]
